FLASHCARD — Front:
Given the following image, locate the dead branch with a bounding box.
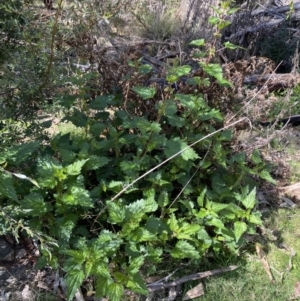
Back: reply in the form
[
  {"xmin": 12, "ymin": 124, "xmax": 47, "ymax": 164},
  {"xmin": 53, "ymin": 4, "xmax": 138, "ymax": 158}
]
[
  {"xmin": 243, "ymin": 73, "xmax": 300, "ymax": 91},
  {"xmin": 147, "ymin": 265, "xmax": 238, "ymax": 293},
  {"xmin": 226, "ymin": 2, "xmax": 300, "ymax": 40},
  {"xmin": 251, "ymin": 1, "xmax": 300, "ymax": 16}
]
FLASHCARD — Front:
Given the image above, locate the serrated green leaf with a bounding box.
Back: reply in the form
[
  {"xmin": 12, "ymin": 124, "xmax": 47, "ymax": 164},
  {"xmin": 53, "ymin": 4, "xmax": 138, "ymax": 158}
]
[
  {"xmin": 144, "ymin": 196, "xmax": 158, "ymax": 212},
  {"xmin": 129, "ymin": 256, "xmax": 145, "ymax": 274},
  {"xmin": 209, "ymin": 202, "xmax": 228, "ymax": 213},
  {"xmin": 158, "ymin": 191, "xmax": 169, "ymax": 208},
  {"xmin": 107, "ymin": 283, "xmax": 124, "ymax": 301},
  {"xmin": 138, "ymin": 64, "xmax": 152, "ymax": 74},
  {"xmin": 168, "ymin": 213, "xmax": 179, "ymax": 232},
  {"xmin": 66, "ymin": 270, "xmax": 85, "ymax": 301},
  {"xmin": 130, "ymin": 228, "xmax": 157, "ymax": 242},
  {"xmin": 171, "ymin": 240, "xmax": 200, "ymax": 259},
  {"xmin": 65, "ymin": 159, "xmax": 89, "ymax": 176},
  {"xmin": 96, "ymin": 276, "xmax": 113, "ymax": 297},
  {"xmin": 107, "ymin": 181, "xmax": 124, "ymax": 193},
  {"xmin": 37, "ymin": 160, "xmax": 62, "ymax": 188},
  {"xmin": 131, "ymin": 86, "xmax": 156, "ymax": 99},
  {"xmin": 251, "ymin": 149, "xmax": 262, "ymax": 164},
  {"xmin": 207, "ymin": 217, "xmax": 226, "ymax": 230},
  {"xmin": 168, "ymin": 65, "xmax": 191, "ymax": 77},
  {"xmin": 197, "ymin": 228, "xmax": 212, "ymax": 244},
  {"xmin": 125, "ymin": 198, "xmax": 156, "ymax": 225},
  {"xmin": 84, "ymin": 260, "xmax": 93, "ymax": 278},
  {"xmin": 58, "ymin": 148, "xmax": 76, "ymax": 164},
  {"xmin": 107, "ymin": 202, "xmax": 125, "ymax": 224},
  {"xmin": 60, "ymin": 186, "xmax": 93, "ymax": 208},
  {"xmin": 94, "ymin": 263, "xmax": 111, "ymax": 278},
  {"xmin": 211, "ymin": 174, "xmax": 228, "ymax": 195},
  {"xmin": 85, "ymin": 155, "xmax": 110, "ymax": 170},
  {"xmin": 90, "ymin": 122, "xmax": 107, "ymax": 137},
  {"xmin": 163, "ymin": 99, "xmax": 177, "ymax": 116},
  {"xmin": 127, "ymin": 273, "xmax": 148, "ymax": 294},
  {"xmin": 241, "ymin": 188, "xmax": 257, "ymax": 209},
  {"xmin": 177, "ymin": 223, "xmax": 201, "ymax": 240},
  {"xmin": 62, "ymin": 249, "xmax": 87, "ymax": 264},
  {"xmin": 259, "ymin": 170, "xmax": 276, "ymax": 184},
  {"xmin": 0, "ymin": 173, "xmax": 18, "ymax": 201},
  {"xmin": 56, "ymin": 214, "xmax": 78, "ymax": 246},
  {"xmin": 89, "ymin": 94, "xmax": 115, "ymax": 110},
  {"xmin": 189, "ymin": 39, "xmax": 205, "ymax": 46},
  {"xmin": 200, "ymin": 62, "xmax": 232, "ymax": 87},
  {"xmin": 165, "ymin": 138, "xmax": 199, "ymax": 161},
  {"xmin": 21, "ymin": 193, "xmax": 51, "ymax": 216},
  {"xmin": 248, "ymin": 212, "xmax": 262, "ymax": 225},
  {"xmin": 145, "ymin": 217, "xmax": 168, "ymax": 234},
  {"xmin": 197, "ymin": 187, "xmax": 207, "ymax": 207},
  {"xmin": 8, "ymin": 141, "xmax": 40, "ymax": 165},
  {"xmin": 234, "ymin": 221, "xmax": 247, "ymax": 242}
]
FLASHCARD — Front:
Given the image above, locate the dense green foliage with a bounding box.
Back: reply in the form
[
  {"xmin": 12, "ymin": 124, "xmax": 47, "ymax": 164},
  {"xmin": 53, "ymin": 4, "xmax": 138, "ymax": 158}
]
[
  {"xmin": 0, "ymin": 1, "xmax": 277, "ymax": 301},
  {"xmin": 0, "ymin": 63, "xmax": 274, "ymax": 301}
]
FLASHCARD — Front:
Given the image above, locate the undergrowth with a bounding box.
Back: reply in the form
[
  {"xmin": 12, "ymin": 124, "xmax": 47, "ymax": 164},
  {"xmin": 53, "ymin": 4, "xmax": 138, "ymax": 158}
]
[{"xmin": 0, "ymin": 1, "xmax": 284, "ymax": 301}]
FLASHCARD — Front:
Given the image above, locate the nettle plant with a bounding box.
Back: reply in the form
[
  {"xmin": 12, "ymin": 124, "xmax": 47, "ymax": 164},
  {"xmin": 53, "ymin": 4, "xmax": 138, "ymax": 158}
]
[
  {"xmin": 0, "ymin": 57, "xmax": 274, "ymax": 300},
  {"xmin": 0, "ymin": 5, "xmax": 275, "ymax": 299}
]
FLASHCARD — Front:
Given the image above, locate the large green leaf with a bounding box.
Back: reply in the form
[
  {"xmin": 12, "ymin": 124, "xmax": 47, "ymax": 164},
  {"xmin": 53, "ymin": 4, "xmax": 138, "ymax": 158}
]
[
  {"xmin": 0, "ymin": 172, "xmax": 18, "ymax": 201},
  {"xmin": 128, "ymin": 256, "xmax": 145, "ymax": 274},
  {"xmin": 259, "ymin": 170, "xmax": 276, "ymax": 184},
  {"xmin": 85, "ymin": 155, "xmax": 110, "ymax": 170},
  {"xmin": 66, "ymin": 270, "xmax": 85, "ymax": 301},
  {"xmin": 95, "ymin": 276, "xmax": 113, "ymax": 298},
  {"xmin": 200, "ymin": 62, "xmax": 232, "ymax": 87},
  {"xmin": 171, "ymin": 240, "xmax": 200, "ymax": 259},
  {"xmin": 107, "ymin": 283, "xmax": 124, "ymax": 301},
  {"xmin": 130, "ymin": 228, "xmax": 157, "ymax": 242},
  {"xmin": 94, "ymin": 263, "xmax": 111, "ymax": 279},
  {"xmin": 176, "ymin": 223, "xmax": 201, "ymax": 240},
  {"xmin": 7, "ymin": 141, "xmax": 40, "ymax": 165},
  {"xmin": 131, "ymin": 86, "xmax": 156, "ymax": 99},
  {"xmin": 164, "ymin": 138, "xmax": 199, "ymax": 161},
  {"xmin": 248, "ymin": 212, "xmax": 262, "ymax": 225},
  {"xmin": 65, "ymin": 159, "xmax": 89, "ymax": 176},
  {"xmin": 158, "ymin": 191, "xmax": 169, "ymax": 208},
  {"xmin": 234, "ymin": 221, "xmax": 247, "ymax": 242},
  {"xmin": 166, "ymin": 65, "xmax": 191, "ymax": 83},
  {"xmin": 168, "ymin": 214, "xmax": 179, "ymax": 232},
  {"xmin": 197, "ymin": 187, "xmax": 207, "ymax": 207},
  {"xmin": 21, "ymin": 193, "xmax": 51, "ymax": 216},
  {"xmin": 251, "ymin": 149, "xmax": 263, "ymax": 164},
  {"xmin": 107, "ymin": 202, "xmax": 125, "ymax": 224},
  {"xmin": 241, "ymin": 187, "xmax": 257, "ymax": 209},
  {"xmin": 206, "ymin": 217, "xmax": 226, "ymax": 230},
  {"xmin": 56, "ymin": 214, "xmax": 78, "ymax": 246},
  {"xmin": 127, "ymin": 273, "xmax": 148, "ymax": 294},
  {"xmin": 37, "ymin": 160, "xmax": 61, "ymax": 188},
  {"xmin": 60, "ymin": 186, "xmax": 93, "ymax": 208},
  {"xmin": 89, "ymin": 94, "xmax": 115, "ymax": 110}
]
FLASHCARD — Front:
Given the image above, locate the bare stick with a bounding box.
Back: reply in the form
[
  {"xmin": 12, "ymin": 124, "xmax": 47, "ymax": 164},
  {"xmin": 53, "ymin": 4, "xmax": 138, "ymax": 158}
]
[{"xmin": 147, "ymin": 265, "xmax": 239, "ymax": 292}]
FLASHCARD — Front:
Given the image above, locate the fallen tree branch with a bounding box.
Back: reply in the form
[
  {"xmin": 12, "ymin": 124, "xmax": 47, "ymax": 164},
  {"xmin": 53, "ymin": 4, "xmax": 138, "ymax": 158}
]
[
  {"xmin": 251, "ymin": 1, "xmax": 300, "ymax": 16},
  {"xmin": 147, "ymin": 265, "xmax": 238, "ymax": 292},
  {"xmin": 226, "ymin": 3, "xmax": 300, "ymax": 40},
  {"xmin": 243, "ymin": 72, "xmax": 300, "ymax": 91}
]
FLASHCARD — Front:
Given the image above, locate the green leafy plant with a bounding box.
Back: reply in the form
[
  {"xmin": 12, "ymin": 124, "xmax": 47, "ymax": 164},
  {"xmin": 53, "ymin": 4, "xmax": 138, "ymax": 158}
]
[
  {"xmin": 0, "ymin": 73, "xmax": 274, "ymax": 301},
  {"xmin": 0, "ymin": 1, "xmax": 276, "ymax": 300}
]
